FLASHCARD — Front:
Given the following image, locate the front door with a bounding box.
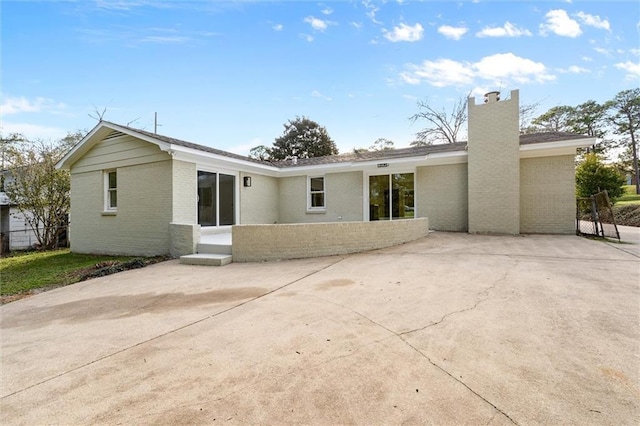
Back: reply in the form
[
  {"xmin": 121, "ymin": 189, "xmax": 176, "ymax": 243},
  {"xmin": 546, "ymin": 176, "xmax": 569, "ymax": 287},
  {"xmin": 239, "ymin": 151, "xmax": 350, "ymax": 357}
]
[{"xmin": 198, "ymin": 171, "xmax": 235, "ymax": 226}]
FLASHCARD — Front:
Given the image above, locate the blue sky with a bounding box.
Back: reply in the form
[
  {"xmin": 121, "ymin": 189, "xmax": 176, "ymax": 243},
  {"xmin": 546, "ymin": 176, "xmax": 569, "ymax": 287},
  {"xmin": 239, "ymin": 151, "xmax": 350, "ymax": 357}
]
[{"xmin": 1, "ymin": 0, "xmax": 639, "ymax": 155}]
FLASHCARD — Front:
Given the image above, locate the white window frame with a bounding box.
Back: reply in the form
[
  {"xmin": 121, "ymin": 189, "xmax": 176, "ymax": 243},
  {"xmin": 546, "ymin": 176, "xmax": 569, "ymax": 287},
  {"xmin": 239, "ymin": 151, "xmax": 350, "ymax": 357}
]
[
  {"xmin": 363, "ymin": 168, "xmax": 417, "ymax": 221},
  {"xmin": 104, "ymin": 169, "xmax": 117, "ymax": 212},
  {"xmin": 307, "ymin": 175, "xmax": 326, "ymax": 212}
]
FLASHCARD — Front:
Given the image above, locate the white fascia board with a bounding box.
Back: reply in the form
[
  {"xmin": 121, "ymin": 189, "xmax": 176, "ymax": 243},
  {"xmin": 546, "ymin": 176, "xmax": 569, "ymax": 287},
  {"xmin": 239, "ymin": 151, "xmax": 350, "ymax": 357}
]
[
  {"xmin": 519, "ymin": 137, "xmax": 594, "ymax": 158},
  {"xmin": 277, "ymin": 151, "xmax": 471, "ymax": 177},
  {"xmin": 169, "ymin": 145, "xmax": 280, "ymax": 176},
  {"xmin": 423, "ymin": 150, "xmax": 468, "ymax": 165},
  {"xmin": 276, "ymin": 155, "xmax": 431, "ymax": 177}
]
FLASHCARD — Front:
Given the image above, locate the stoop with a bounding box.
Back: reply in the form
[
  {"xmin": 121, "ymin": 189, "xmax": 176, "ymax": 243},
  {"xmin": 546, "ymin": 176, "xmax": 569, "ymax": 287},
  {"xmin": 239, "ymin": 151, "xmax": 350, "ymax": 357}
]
[
  {"xmin": 180, "ymin": 232, "xmax": 233, "ymax": 266},
  {"xmin": 180, "ymin": 253, "xmax": 232, "ymax": 266}
]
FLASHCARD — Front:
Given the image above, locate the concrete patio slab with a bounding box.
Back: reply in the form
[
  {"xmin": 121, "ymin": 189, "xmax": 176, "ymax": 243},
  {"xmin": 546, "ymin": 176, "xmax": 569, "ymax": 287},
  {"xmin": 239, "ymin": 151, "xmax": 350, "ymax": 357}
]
[{"xmin": 1, "ymin": 232, "xmax": 638, "ymax": 425}]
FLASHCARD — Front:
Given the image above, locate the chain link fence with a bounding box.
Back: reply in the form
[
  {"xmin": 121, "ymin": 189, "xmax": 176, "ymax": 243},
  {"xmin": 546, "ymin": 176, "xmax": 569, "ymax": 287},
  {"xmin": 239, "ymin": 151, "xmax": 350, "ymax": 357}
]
[
  {"xmin": 576, "ymin": 190, "xmax": 620, "ymax": 240},
  {"xmin": 0, "ymin": 224, "xmax": 69, "ymax": 256}
]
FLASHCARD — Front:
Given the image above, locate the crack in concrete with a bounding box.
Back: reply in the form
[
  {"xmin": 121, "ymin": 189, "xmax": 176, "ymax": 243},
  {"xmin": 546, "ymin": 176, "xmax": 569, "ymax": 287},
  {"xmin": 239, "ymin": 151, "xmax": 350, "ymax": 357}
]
[
  {"xmin": 399, "ymin": 270, "xmax": 509, "ymax": 337},
  {"xmin": 1, "ymin": 257, "xmax": 347, "ymax": 400},
  {"xmin": 312, "ymin": 272, "xmax": 519, "ymax": 425}
]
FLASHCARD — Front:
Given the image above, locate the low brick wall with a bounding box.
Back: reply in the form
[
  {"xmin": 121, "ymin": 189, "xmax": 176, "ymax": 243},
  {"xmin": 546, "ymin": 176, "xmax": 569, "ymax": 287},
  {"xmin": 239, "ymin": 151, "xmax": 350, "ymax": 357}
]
[
  {"xmin": 169, "ymin": 223, "xmax": 200, "ymax": 257},
  {"xmin": 232, "ymin": 218, "xmax": 429, "ymax": 262}
]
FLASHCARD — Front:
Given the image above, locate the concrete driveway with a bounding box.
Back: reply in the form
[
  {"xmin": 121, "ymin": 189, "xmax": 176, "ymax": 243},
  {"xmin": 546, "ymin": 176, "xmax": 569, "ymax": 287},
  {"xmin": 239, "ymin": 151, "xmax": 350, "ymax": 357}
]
[{"xmin": 1, "ymin": 232, "xmax": 638, "ymax": 425}]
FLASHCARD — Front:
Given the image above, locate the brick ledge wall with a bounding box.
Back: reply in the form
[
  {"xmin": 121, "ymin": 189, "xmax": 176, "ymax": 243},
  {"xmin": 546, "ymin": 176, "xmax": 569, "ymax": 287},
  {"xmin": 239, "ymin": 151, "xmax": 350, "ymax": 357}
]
[{"xmin": 232, "ymin": 218, "xmax": 429, "ymax": 262}]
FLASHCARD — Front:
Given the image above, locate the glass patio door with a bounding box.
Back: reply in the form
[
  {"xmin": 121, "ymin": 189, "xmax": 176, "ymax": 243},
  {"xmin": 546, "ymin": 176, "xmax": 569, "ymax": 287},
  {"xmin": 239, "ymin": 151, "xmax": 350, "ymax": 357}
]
[
  {"xmin": 198, "ymin": 171, "xmax": 235, "ymax": 226},
  {"xmin": 369, "ymin": 173, "xmax": 414, "ymax": 221}
]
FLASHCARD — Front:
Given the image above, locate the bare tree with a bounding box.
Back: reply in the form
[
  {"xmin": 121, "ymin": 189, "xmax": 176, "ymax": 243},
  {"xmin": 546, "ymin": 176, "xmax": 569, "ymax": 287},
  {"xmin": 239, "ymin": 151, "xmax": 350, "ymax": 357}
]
[
  {"xmin": 88, "ymin": 105, "xmax": 108, "ymax": 121},
  {"xmin": 409, "ymin": 95, "xmax": 467, "ymax": 145},
  {"xmin": 519, "ymin": 100, "xmax": 542, "ymax": 133}
]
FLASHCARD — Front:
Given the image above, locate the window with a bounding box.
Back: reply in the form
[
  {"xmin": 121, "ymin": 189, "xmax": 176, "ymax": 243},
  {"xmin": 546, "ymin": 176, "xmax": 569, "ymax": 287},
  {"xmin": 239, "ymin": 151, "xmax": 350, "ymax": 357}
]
[
  {"xmin": 105, "ymin": 170, "xmax": 117, "ymax": 210},
  {"xmin": 308, "ymin": 176, "xmax": 325, "ymax": 210},
  {"xmin": 369, "ymin": 173, "xmax": 414, "ymax": 221}
]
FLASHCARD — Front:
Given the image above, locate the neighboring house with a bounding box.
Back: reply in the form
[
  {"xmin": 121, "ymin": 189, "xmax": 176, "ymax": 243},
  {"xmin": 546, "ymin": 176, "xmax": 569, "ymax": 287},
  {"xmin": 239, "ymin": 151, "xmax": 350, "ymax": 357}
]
[
  {"xmin": 56, "ymin": 90, "xmax": 594, "ymax": 260},
  {"xmin": 0, "ymin": 170, "xmax": 42, "ymax": 252}
]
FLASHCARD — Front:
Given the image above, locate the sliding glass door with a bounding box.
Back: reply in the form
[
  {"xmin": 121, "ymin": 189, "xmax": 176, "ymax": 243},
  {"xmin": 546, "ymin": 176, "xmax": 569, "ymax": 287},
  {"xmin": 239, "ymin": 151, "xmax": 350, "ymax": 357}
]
[
  {"xmin": 369, "ymin": 173, "xmax": 414, "ymax": 221},
  {"xmin": 198, "ymin": 171, "xmax": 235, "ymax": 226}
]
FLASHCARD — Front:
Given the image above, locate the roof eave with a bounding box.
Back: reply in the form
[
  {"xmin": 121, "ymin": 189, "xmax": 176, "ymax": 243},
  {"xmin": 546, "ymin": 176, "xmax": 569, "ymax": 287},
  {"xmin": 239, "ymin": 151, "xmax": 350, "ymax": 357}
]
[
  {"xmin": 519, "ymin": 137, "xmax": 595, "ymax": 158},
  {"xmin": 169, "ymin": 145, "xmax": 280, "ymax": 175}
]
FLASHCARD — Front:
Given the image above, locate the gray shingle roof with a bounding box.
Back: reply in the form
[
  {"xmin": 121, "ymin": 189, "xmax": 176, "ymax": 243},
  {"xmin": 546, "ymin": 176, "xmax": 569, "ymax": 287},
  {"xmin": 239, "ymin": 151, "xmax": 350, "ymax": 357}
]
[{"xmin": 105, "ymin": 121, "xmax": 589, "ymax": 169}]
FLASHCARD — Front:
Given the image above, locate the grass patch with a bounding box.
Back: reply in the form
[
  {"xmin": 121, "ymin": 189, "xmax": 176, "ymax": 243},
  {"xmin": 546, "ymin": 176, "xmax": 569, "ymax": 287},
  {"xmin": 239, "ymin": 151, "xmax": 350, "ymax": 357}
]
[
  {"xmin": 616, "ymin": 185, "xmax": 640, "ymax": 205},
  {"xmin": 0, "ymin": 249, "xmax": 166, "ymax": 300}
]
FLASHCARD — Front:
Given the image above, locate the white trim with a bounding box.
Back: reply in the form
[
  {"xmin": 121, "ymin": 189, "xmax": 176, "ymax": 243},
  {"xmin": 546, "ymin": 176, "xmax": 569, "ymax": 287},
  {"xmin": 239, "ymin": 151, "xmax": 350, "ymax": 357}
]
[
  {"xmin": 104, "ymin": 169, "xmax": 117, "ymax": 212},
  {"xmin": 364, "ymin": 168, "xmax": 416, "ymax": 222},
  {"xmin": 519, "ymin": 138, "xmax": 593, "ymax": 158},
  {"xmin": 306, "ymin": 175, "xmax": 326, "ymax": 212},
  {"xmin": 196, "ymin": 169, "xmax": 239, "ymax": 227}
]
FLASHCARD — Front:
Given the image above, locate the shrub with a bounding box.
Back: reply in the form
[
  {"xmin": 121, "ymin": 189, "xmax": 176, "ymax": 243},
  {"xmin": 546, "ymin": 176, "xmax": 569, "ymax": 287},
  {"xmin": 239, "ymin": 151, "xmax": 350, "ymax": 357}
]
[{"xmin": 576, "ymin": 154, "xmax": 626, "ymax": 200}]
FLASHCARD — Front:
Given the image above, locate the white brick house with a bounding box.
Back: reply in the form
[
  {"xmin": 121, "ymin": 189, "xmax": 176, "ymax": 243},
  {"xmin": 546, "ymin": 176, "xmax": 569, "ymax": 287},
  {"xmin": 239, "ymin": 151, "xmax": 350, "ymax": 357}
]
[{"xmin": 56, "ymin": 90, "xmax": 594, "ymax": 261}]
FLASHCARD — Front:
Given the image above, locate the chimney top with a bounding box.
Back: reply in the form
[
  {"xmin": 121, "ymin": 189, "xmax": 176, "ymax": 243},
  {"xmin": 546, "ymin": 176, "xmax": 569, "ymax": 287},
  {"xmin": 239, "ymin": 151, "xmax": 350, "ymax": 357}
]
[{"xmin": 484, "ymin": 91, "xmax": 501, "ymax": 103}]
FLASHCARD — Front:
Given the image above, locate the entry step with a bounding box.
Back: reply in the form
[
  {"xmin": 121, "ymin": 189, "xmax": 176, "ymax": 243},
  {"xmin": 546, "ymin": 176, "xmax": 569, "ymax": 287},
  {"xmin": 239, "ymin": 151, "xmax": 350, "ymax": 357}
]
[{"xmin": 180, "ymin": 253, "xmax": 232, "ymax": 266}]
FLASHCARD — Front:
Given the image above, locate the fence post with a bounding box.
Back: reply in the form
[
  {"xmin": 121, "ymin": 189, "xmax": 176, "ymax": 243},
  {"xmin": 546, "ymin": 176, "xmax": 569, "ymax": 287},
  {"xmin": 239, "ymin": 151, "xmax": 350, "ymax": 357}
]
[{"xmin": 590, "ymin": 196, "xmax": 601, "ymax": 237}]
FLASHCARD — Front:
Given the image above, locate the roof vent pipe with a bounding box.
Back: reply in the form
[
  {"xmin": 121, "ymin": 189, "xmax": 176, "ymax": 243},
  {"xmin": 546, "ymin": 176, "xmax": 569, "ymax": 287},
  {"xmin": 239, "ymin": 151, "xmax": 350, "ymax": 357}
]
[
  {"xmin": 484, "ymin": 91, "xmax": 501, "ymax": 103},
  {"xmin": 292, "ymin": 156, "xmax": 298, "ymax": 165}
]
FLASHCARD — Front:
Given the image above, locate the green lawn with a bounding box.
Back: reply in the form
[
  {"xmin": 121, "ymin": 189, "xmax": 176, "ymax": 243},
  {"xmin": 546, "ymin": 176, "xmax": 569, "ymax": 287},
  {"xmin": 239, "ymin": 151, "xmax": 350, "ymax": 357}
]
[
  {"xmin": 0, "ymin": 249, "xmax": 157, "ymax": 297},
  {"xmin": 616, "ymin": 185, "xmax": 640, "ymax": 205}
]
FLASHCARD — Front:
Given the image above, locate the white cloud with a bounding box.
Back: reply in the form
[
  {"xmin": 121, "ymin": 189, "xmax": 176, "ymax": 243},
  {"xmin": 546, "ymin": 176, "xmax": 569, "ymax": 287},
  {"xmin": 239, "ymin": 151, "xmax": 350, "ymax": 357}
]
[
  {"xmin": 629, "ymin": 48, "xmax": 640, "ymax": 56},
  {"xmin": 576, "ymin": 12, "xmax": 610, "ymax": 31},
  {"xmin": 0, "ymin": 122, "xmax": 67, "ymax": 140},
  {"xmin": 1, "ymin": 96, "xmax": 66, "ymax": 115},
  {"xmin": 383, "ymin": 23, "xmax": 424, "ymax": 42},
  {"xmin": 401, "ymin": 53, "xmax": 555, "ymax": 87},
  {"xmin": 582, "ymin": 56, "xmax": 593, "ymax": 62},
  {"xmin": 476, "ymin": 21, "xmax": 532, "ymax": 38},
  {"xmin": 311, "ymin": 90, "xmax": 332, "ymax": 101},
  {"xmin": 273, "ymin": 24, "xmax": 283, "ymax": 31},
  {"xmin": 474, "ymin": 53, "xmax": 555, "ymax": 83},
  {"xmin": 304, "ymin": 16, "xmax": 329, "ymax": 31},
  {"xmin": 139, "ymin": 35, "xmax": 189, "ymax": 43},
  {"xmin": 363, "ymin": 1, "xmax": 381, "ymax": 25},
  {"xmin": 228, "ymin": 138, "xmax": 262, "ymax": 156},
  {"xmin": 540, "ymin": 9, "xmax": 582, "ymax": 37},
  {"xmin": 300, "ymin": 34, "xmax": 314, "ymax": 42},
  {"xmin": 401, "ymin": 58, "xmax": 475, "ymax": 87},
  {"xmin": 558, "ymin": 65, "xmax": 590, "ymax": 73},
  {"xmin": 437, "ymin": 25, "xmax": 468, "ymax": 40},
  {"xmin": 594, "ymin": 47, "xmax": 611, "ymax": 56},
  {"xmin": 615, "ymin": 61, "xmax": 640, "ymax": 80},
  {"xmin": 321, "ymin": 8, "xmax": 333, "ymax": 16},
  {"xmin": 351, "ymin": 21, "xmax": 363, "ymax": 29}
]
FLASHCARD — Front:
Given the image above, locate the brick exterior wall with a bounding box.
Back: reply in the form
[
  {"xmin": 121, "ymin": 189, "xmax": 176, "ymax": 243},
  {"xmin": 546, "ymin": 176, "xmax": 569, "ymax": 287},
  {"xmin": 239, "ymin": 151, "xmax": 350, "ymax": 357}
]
[
  {"xmin": 468, "ymin": 90, "xmax": 520, "ymax": 234},
  {"xmin": 169, "ymin": 223, "xmax": 199, "ymax": 257},
  {"xmin": 278, "ymin": 172, "xmax": 363, "ymax": 223},
  {"xmin": 417, "ymin": 164, "xmax": 468, "ymax": 231},
  {"xmin": 70, "ymin": 160, "xmax": 173, "ymax": 256},
  {"xmin": 239, "ymin": 172, "xmax": 279, "ymax": 224},
  {"xmin": 171, "ymin": 160, "xmax": 197, "ymax": 224},
  {"xmin": 232, "ymin": 217, "xmax": 429, "ymax": 262},
  {"xmin": 520, "ymin": 155, "xmax": 576, "ymax": 234}
]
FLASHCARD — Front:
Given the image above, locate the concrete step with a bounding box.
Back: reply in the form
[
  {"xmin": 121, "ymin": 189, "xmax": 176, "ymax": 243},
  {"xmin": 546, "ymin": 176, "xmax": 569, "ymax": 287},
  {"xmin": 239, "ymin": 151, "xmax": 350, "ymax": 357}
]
[
  {"xmin": 180, "ymin": 253, "xmax": 232, "ymax": 266},
  {"xmin": 197, "ymin": 243, "xmax": 232, "ymax": 255}
]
